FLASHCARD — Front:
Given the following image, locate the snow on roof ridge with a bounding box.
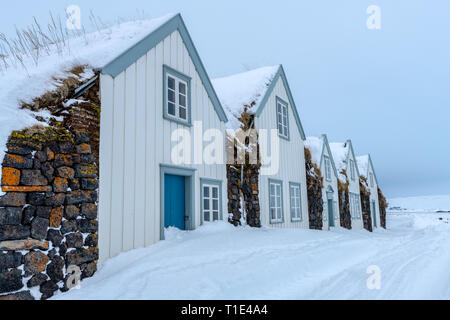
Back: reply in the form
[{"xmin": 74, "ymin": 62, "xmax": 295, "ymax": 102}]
[
  {"xmin": 304, "ymin": 136, "xmax": 324, "ymax": 166},
  {"xmin": 329, "ymin": 141, "xmax": 349, "ymax": 182},
  {"xmin": 212, "ymin": 65, "xmax": 280, "ymax": 129},
  {"xmin": 356, "ymin": 154, "xmax": 370, "ymax": 178},
  {"xmin": 0, "ymin": 13, "xmax": 177, "ymax": 169}
]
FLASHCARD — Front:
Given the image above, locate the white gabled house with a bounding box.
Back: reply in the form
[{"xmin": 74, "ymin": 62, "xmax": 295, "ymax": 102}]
[
  {"xmin": 305, "ymin": 135, "xmax": 340, "ymax": 230},
  {"xmin": 213, "ymin": 65, "xmax": 309, "ymax": 229},
  {"xmin": 357, "ymin": 155, "xmax": 381, "ymax": 229},
  {"xmin": 329, "ymin": 140, "xmax": 364, "ymax": 230},
  {"xmin": 98, "ymin": 13, "xmax": 229, "ymax": 262}
]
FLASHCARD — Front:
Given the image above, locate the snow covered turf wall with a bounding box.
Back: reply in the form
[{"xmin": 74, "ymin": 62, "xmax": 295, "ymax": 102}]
[{"xmin": 0, "ymin": 69, "xmax": 100, "ymax": 300}]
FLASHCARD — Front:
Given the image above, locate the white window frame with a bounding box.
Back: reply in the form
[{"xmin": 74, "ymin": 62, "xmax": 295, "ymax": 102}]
[
  {"xmin": 324, "ymin": 156, "xmax": 332, "ymax": 181},
  {"xmin": 349, "ymin": 159, "xmax": 356, "ymax": 181},
  {"xmin": 202, "ymin": 183, "xmax": 221, "ymax": 223},
  {"xmin": 350, "ymin": 193, "xmax": 361, "ymax": 219},
  {"xmin": 269, "ymin": 180, "xmax": 283, "ymax": 224},
  {"xmin": 276, "ymin": 97, "xmax": 289, "ymax": 140},
  {"xmin": 289, "ymin": 183, "xmax": 302, "ymax": 222},
  {"xmin": 166, "ymin": 74, "xmax": 189, "ymax": 121},
  {"xmin": 163, "ymin": 65, "xmax": 191, "ymax": 126}
]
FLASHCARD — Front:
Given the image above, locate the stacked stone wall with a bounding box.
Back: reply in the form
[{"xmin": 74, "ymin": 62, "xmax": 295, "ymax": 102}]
[{"xmin": 0, "ymin": 130, "xmax": 98, "ymax": 300}]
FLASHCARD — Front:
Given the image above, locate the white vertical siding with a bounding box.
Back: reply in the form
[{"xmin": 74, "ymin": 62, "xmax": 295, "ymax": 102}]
[
  {"xmin": 255, "ymin": 77, "xmax": 309, "ymax": 229},
  {"xmin": 321, "ymin": 147, "xmax": 340, "ymax": 230},
  {"xmin": 367, "ymin": 164, "xmax": 381, "ymax": 228},
  {"xmin": 99, "ymin": 30, "xmax": 227, "ymax": 263},
  {"xmin": 347, "ymin": 151, "xmax": 364, "ymax": 230}
]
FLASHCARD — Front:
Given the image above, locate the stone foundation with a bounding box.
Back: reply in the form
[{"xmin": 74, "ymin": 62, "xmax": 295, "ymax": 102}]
[
  {"xmin": 304, "ymin": 148, "xmax": 323, "ymax": 230},
  {"xmin": 0, "ymin": 132, "xmax": 98, "ymax": 300},
  {"xmin": 378, "ymin": 187, "xmax": 387, "ymax": 229},
  {"xmin": 338, "ymin": 177, "xmax": 352, "ymax": 230},
  {"xmin": 360, "ymin": 178, "xmax": 372, "ymax": 232},
  {"xmin": 0, "ymin": 66, "xmax": 100, "ymax": 300}
]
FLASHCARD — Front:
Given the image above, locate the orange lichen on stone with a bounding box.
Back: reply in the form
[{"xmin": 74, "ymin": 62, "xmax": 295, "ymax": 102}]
[
  {"xmin": 0, "ymin": 239, "xmax": 49, "ymax": 251},
  {"xmin": 76, "ymin": 143, "xmax": 91, "ymax": 154},
  {"xmin": 1, "ymin": 186, "xmax": 51, "ymax": 192},
  {"xmin": 55, "ymin": 154, "xmax": 72, "ymax": 166},
  {"xmin": 49, "ymin": 206, "xmax": 64, "ymax": 228},
  {"xmin": 5, "ymin": 154, "xmax": 26, "ymax": 164},
  {"xmin": 53, "ymin": 177, "xmax": 68, "ymax": 193},
  {"xmin": 1, "ymin": 168, "xmax": 20, "ymax": 186},
  {"xmin": 46, "ymin": 148, "xmax": 55, "ymax": 161},
  {"xmin": 78, "ymin": 164, "xmax": 96, "ymax": 177}
]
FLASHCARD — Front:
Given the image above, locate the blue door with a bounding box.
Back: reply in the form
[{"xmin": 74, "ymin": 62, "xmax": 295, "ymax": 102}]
[{"xmin": 164, "ymin": 174, "xmax": 186, "ymax": 230}]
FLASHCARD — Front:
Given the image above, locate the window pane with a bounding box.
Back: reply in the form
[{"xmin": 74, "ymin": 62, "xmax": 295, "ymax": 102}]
[
  {"xmin": 179, "ymin": 82, "xmax": 186, "ymax": 95},
  {"xmin": 283, "ymin": 126, "xmax": 288, "ymax": 137},
  {"xmin": 179, "ymin": 107, "xmax": 187, "ymax": 120},
  {"xmin": 277, "ymin": 208, "xmax": 282, "ymax": 219},
  {"xmin": 203, "ymin": 187, "xmax": 209, "ymax": 198},
  {"xmin": 213, "ymin": 211, "xmax": 219, "ymax": 221},
  {"xmin": 168, "ymin": 89, "xmax": 175, "ymax": 103},
  {"xmin": 204, "ymin": 199, "xmax": 210, "ymax": 210},
  {"xmin": 270, "ymin": 208, "xmax": 276, "ymax": 220},
  {"xmin": 212, "ymin": 187, "xmax": 218, "ymax": 199},
  {"xmin": 168, "ymin": 76, "xmax": 175, "ymax": 90},
  {"xmin": 213, "ymin": 200, "xmax": 218, "ymax": 211},
  {"xmin": 168, "ymin": 103, "xmax": 176, "ymax": 116},
  {"xmin": 204, "ymin": 211, "xmax": 210, "ymax": 222},
  {"xmin": 179, "ymin": 94, "xmax": 186, "ymax": 107}
]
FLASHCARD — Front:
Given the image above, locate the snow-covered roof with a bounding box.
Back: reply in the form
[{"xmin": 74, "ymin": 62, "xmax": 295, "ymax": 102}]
[
  {"xmin": 356, "ymin": 155, "xmax": 370, "ymax": 178},
  {"xmin": 212, "ymin": 66, "xmax": 280, "ymax": 129},
  {"xmin": 0, "ymin": 14, "xmax": 178, "ymax": 168},
  {"xmin": 304, "ymin": 136, "xmax": 324, "ymax": 165},
  {"xmin": 329, "ymin": 142, "xmax": 350, "ymax": 182},
  {"xmin": 0, "ymin": 13, "xmax": 231, "ymax": 171}
]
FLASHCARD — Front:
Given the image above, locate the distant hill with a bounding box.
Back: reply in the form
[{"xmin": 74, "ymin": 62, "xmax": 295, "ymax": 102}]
[{"xmin": 388, "ymin": 195, "xmax": 450, "ymax": 212}]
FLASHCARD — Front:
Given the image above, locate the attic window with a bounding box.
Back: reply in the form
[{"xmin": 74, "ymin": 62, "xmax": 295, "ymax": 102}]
[
  {"xmin": 163, "ymin": 65, "xmax": 191, "ymax": 126},
  {"xmin": 369, "ymin": 173, "xmax": 374, "ymax": 187},
  {"xmin": 349, "ymin": 159, "xmax": 356, "ymax": 181},
  {"xmin": 276, "ymin": 97, "xmax": 289, "ymax": 140},
  {"xmin": 324, "ymin": 156, "xmax": 332, "ymax": 181}
]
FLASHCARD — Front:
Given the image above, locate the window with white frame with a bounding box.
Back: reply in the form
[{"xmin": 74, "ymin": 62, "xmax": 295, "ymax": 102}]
[
  {"xmin": 165, "ymin": 68, "xmax": 190, "ymax": 124},
  {"xmin": 269, "ymin": 180, "xmax": 283, "ymax": 223},
  {"xmin": 276, "ymin": 98, "xmax": 289, "ymax": 139},
  {"xmin": 369, "ymin": 173, "xmax": 374, "ymax": 188},
  {"xmin": 289, "ymin": 183, "xmax": 302, "ymax": 221},
  {"xmin": 324, "ymin": 156, "xmax": 332, "ymax": 181},
  {"xmin": 349, "ymin": 193, "xmax": 361, "ymax": 219},
  {"xmin": 203, "ymin": 184, "xmax": 220, "ymax": 222},
  {"xmin": 349, "ymin": 159, "xmax": 356, "ymax": 181}
]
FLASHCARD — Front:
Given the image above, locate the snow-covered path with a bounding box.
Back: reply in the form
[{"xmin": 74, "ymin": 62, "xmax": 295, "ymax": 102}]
[{"xmin": 54, "ymin": 211, "xmax": 450, "ymax": 300}]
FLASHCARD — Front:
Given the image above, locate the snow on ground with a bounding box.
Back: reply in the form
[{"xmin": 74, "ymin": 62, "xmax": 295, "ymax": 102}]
[
  {"xmin": 54, "ymin": 196, "xmax": 450, "ymax": 300},
  {"xmin": 389, "ymin": 195, "xmax": 450, "ymax": 212}
]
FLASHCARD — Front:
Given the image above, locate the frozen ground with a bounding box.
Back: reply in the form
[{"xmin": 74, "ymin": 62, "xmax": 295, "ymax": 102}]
[{"xmin": 54, "ymin": 196, "xmax": 450, "ymax": 300}]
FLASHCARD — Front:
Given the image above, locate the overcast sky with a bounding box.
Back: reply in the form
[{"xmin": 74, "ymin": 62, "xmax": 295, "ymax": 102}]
[{"xmin": 1, "ymin": 0, "xmax": 449, "ymax": 198}]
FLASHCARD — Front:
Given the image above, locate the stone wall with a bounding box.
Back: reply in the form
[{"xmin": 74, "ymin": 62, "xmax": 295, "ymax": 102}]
[
  {"xmin": 0, "ymin": 66, "xmax": 100, "ymax": 300},
  {"xmin": 0, "ymin": 130, "xmax": 98, "ymax": 300},
  {"xmin": 226, "ymin": 109, "xmax": 261, "ymax": 228},
  {"xmin": 304, "ymin": 148, "xmax": 323, "ymax": 230},
  {"xmin": 227, "ymin": 165, "xmax": 242, "ymax": 226},
  {"xmin": 378, "ymin": 187, "xmax": 387, "ymax": 229},
  {"xmin": 338, "ymin": 177, "xmax": 352, "ymax": 230},
  {"xmin": 360, "ymin": 177, "xmax": 372, "ymax": 232}
]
